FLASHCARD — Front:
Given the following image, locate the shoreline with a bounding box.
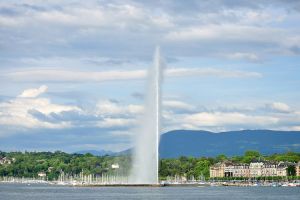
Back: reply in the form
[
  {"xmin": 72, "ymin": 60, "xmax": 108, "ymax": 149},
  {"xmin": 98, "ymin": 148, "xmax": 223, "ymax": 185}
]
[{"xmin": 1, "ymin": 180, "xmax": 300, "ymax": 187}]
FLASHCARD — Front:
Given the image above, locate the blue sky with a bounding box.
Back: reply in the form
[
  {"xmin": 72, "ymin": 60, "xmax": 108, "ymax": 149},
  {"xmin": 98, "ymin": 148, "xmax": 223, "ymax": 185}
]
[{"xmin": 0, "ymin": 0, "xmax": 300, "ymax": 152}]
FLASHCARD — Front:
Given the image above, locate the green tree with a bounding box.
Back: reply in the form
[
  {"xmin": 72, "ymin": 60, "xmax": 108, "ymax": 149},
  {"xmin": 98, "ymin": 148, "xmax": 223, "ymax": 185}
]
[
  {"xmin": 216, "ymin": 154, "xmax": 227, "ymax": 162},
  {"xmin": 194, "ymin": 160, "xmax": 210, "ymax": 178},
  {"xmin": 244, "ymin": 150, "xmax": 260, "ymax": 157},
  {"xmin": 287, "ymin": 166, "xmax": 296, "ymax": 176},
  {"xmin": 242, "ymin": 150, "xmax": 261, "ymax": 163}
]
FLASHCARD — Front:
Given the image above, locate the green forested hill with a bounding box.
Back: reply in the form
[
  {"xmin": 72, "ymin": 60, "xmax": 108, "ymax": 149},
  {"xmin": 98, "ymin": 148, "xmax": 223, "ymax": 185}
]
[
  {"xmin": 0, "ymin": 151, "xmax": 131, "ymax": 180},
  {"xmin": 0, "ymin": 150, "xmax": 299, "ymax": 180}
]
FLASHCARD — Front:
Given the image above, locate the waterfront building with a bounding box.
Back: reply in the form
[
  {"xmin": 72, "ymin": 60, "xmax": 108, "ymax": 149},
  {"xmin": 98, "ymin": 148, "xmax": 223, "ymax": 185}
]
[
  {"xmin": 249, "ymin": 161, "xmax": 264, "ymax": 177},
  {"xmin": 277, "ymin": 162, "xmax": 288, "ymax": 176},
  {"xmin": 261, "ymin": 161, "xmax": 278, "ymax": 177},
  {"xmin": 210, "ymin": 160, "xmax": 290, "ymax": 178},
  {"xmin": 224, "ymin": 164, "xmax": 234, "ymax": 177},
  {"xmin": 232, "ymin": 164, "xmax": 250, "ymax": 177},
  {"xmin": 209, "ymin": 162, "xmax": 223, "ymax": 178},
  {"xmin": 296, "ymin": 161, "xmax": 300, "ymax": 177},
  {"xmin": 210, "ymin": 161, "xmax": 232, "ymax": 178}
]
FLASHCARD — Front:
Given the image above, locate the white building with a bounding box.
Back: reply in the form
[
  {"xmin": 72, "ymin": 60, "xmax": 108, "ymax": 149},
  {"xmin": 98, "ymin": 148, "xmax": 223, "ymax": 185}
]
[
  {"xmin": 277, "ymin": 162, "xmax": 288, "ymax": 176},
  {"xmin": 296, "ymin": 161, "xmax": 300, "ymax": 177},
  {"xmin": 210, "ymin": 161, "xmax": 232, "ymax": 178},
  {"xmin": 38, "ymin": 172, "xmax": 47, "ymax": 177},
  {"xmin": 0, "ymin": 157, "xmax": 12, "ymax": 165},
  {"xmin": 111, "ymin": 163, "xmax": 120, "ymax": 169},
  {"xmin": 261, "ymin": 162, "xmax": 278, "ymax": 177},
  {"xmin": 210, "ymin": 160, "xmax": 290, "ymax": 178},
  {"xmin": 232, "ymin": 164, "xmax": 250, "ymax": 177},
  {"xmin": 249, "ymin": 162, "xmax": 264, "ymax": 177}
]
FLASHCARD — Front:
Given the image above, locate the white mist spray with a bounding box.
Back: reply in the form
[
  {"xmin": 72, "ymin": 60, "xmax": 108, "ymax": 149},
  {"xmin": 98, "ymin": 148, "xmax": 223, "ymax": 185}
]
[{"xmin": 130, "ymin": 47, "xmax": 164, "ymax": 184}]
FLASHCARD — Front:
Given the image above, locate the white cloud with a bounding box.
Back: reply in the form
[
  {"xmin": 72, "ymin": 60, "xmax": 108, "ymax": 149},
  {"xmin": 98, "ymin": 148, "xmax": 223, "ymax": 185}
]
[
  {"xmin": 96, "ymin": 100, "xmax": 128, "ymax": 116},
  {"xmin": 226, "ymin": 52, "xmax": 260, "ymax": 62},
  {"xmin": 182, "ymin": 112, "xmax": 279, "ymax": 129},
  {"xmin": 3, "ymin": 67, "xmax": 262, "ymax": 82},
  {"xmin": 1, "ymin": 85, "xmax": 300, "ymax": 135},
  {"xmin": 225, "ymin": 9, "xmax": 286, "ymax": 25},
  {"xmin": 96, "ymin": 100, "xmax": 143, "ymax": 116},
  {"xmin": 18, "ymin": 85, "xmax": 48, "ymax": 98},
  {"xmin": 0, "ymin": 1, "xmax": 299, "ymax": 150},
  {"xmin": 7, "ymin": 69, "xmax": 146, "ymax": 82},
  {"xmin": 4, "ymin": 85, "xmax": 296, "ymax": 133},
  {"xmin": 110, "ymin": 130, "xmax": 133, "ymax": 136},
  {"xmin": 167, "ymin": 68, "xmax": 262, "ymax": 78},
  {"xmin": 163, "ymin": 100, "xmax": 195, "ymax": 111},
  {"xmin": 0, "ymin": 85, "xmax": 81, "ymax": 129},
  {"xmin": 268, "ymin": 102, "xmax": 291, "ymax": 113},
  {"xmin": 0, "ymin": 15, "xmax": 24, "ymax": 27},
  {"xmin": 94, "ymin": 100, "xmax": 143, "ymax": 128},
  {"xmin": 0, "ymin": 2, "xmax": 172, "ymax": 30},
  {"xmin": 165, "ymin": 24, "xmax": 285, "ymax": 44},
  {"xmin": 0, "ymin": 0, "xmax": 298, "ymax": 64},
  {"xmin": 97, "ymin": 118, "xmax": 136, "ymax": 128},
  {"xmin": 0, "ymin": 87, "xmax": 144, "ymax": 132},
  {"xmin": 289, "ymin": 126, "xmax": 300, "ymax": 131}
]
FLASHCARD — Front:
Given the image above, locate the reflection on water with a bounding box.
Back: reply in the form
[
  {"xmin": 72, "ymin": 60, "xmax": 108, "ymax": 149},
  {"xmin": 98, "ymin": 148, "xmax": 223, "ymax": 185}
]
[{"xmin": 0, "ymin": 184, "xmax": 299, "ymax": 200}]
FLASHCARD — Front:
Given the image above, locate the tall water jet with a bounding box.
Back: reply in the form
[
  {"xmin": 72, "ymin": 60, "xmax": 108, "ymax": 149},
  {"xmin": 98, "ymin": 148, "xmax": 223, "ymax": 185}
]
[{"xmin": 130, "ymin": 47, "xmax": 164, "ymax": 184}]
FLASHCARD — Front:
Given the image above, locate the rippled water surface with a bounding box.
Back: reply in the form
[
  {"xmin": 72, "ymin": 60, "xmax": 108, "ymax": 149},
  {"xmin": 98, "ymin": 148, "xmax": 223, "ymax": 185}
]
[{"xmin": 0, "ymin": 183, "xmax": 299, "ymax": 200}]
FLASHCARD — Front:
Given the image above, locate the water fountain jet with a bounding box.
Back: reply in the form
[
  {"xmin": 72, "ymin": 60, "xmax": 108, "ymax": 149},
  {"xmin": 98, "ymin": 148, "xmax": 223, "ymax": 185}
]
[{"xmin": 130, "ymin": 47, "xmax": 164, "ymax": 184}]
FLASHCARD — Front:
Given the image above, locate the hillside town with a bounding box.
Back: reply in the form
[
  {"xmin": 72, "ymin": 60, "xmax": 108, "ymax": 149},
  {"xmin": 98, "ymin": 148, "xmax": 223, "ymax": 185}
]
[{"xmin": 210, "ymin": 160, "xmax": 300, "ymax": 178}]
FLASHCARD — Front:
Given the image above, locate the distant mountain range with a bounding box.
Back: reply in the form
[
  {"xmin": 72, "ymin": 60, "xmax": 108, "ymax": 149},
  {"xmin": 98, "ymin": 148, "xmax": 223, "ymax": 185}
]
[
  {"xmin": 159, "ymin": 130, "xmax": 300, "ymax": 158},
  {"xmin": 74, "ymin": 150, "xmax": 113, "ymax": 156},
  {"xmin": 76, "ymin": 130, "xmax": 300, "ymax": 158}
]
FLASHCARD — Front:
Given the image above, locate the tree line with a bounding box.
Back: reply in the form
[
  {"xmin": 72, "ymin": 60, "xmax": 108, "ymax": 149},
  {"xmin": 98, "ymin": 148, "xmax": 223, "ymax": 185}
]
[
  {"xmin": 159, "ymin": 151, "xmax": 300, "ymax": 179},
  {"xmin": 0, "ymin": 151, "xmax": 131, "ymax": 180},
  {"xmin": 1, "ymin": 150, "xmax": 299, "ymax": 180}
]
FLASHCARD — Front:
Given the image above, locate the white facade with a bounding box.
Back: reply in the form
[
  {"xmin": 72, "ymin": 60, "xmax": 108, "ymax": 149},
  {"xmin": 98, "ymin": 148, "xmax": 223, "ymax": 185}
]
[
  {"xmin": 210, "ymin": 161, "xmax": 289, "ymax": 178},
  {"xmin": 232, "ymin": 164, "xmax": 250, "ymax": 177},
  {"xmin": 38, "ymin": 172, "xmax": 46, "ymax": 177},
  {"xmin": 277, "ymin": 162, "xmax": 288, "ymax": 176},
  {"xmin": 111, "ymin": 163, "xmax": 120, "ymax": 169},
  {"xmin": 249, "ymin": 162, "xmax": 264, "ymax": 177},
  {"xmin": 296, "ymin": 161, "xmax": 300, "ymax": 177},
  {"xmin": 0, "ymin": 157, "xmax": 12, "ymax": 165}
]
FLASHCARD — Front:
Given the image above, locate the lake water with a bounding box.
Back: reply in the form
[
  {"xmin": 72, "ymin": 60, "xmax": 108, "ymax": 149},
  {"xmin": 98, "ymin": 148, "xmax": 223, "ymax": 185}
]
[{"xmin": 0, "ymin": 183, "xmax": 299, "ymax": 200}]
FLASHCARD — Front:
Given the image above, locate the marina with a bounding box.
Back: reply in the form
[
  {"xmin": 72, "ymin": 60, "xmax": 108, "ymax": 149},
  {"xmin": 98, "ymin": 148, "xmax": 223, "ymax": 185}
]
[{"xmin": 1, "ymin": 177, "xmax": 300, "ymax": 187}]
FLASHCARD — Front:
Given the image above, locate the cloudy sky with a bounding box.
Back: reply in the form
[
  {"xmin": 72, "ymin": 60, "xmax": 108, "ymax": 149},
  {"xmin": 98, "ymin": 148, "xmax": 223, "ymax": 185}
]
[{"xmin": 0, "ymin": 0, "xmax": 300, "ymax": 152}]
